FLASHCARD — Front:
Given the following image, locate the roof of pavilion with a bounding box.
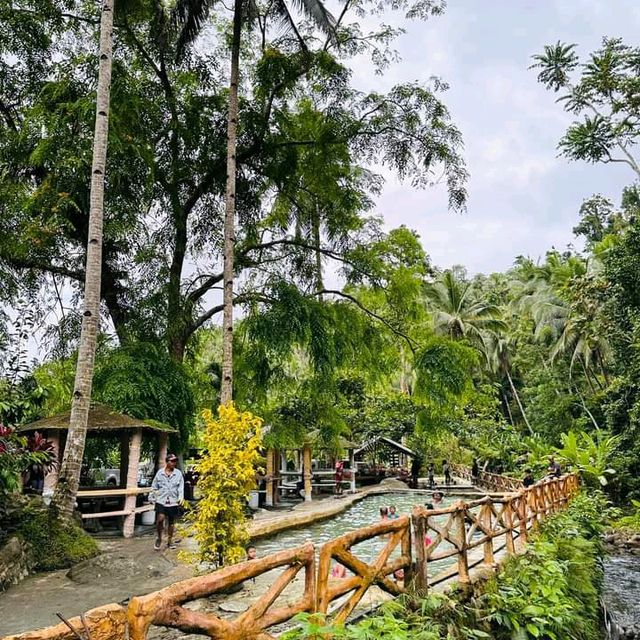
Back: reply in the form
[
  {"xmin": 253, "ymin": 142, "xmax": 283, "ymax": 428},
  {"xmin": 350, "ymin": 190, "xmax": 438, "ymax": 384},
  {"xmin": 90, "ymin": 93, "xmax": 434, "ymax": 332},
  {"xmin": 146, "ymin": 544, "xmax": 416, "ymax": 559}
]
[
  {"xmin": 354, "ymin": 436, "xmax": 417, "ymax": 459},
  {"xmin": 16, "ymin": 403, "xmax": 176, "ymax": 434}
]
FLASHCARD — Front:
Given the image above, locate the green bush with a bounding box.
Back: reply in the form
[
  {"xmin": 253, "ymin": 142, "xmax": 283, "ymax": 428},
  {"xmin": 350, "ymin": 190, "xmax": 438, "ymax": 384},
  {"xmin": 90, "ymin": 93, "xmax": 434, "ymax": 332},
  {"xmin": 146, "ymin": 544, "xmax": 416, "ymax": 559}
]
[
  {"xmin": 17, "ymin": 501, "xmax": 99, "ymax": 571},
  {"xmin": 611, "ymin": 498, "xmax": 640, "ymax": 533}
]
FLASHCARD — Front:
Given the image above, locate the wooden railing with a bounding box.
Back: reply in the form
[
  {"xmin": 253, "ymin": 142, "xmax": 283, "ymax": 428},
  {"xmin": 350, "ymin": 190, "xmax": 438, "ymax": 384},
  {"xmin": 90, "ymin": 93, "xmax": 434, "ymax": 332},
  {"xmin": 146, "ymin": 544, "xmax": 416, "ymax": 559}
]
[
  {"xmin": 451, "ymin": 463, "xmax": 524, "ymax": 492},
  {"xmin": 316, "ymin": 516, "xmax": 412, "ymax": 624},
  {"xmin": 6, "ymin": 473, "xmax": 580, "ymax": 640},
  {"xmin": 412, "ymin": 474, "xmax": 580, "ymax": 591},
  {"xmin": 127, "ymin": 543, "xmax": 316, "ymax": 640}
]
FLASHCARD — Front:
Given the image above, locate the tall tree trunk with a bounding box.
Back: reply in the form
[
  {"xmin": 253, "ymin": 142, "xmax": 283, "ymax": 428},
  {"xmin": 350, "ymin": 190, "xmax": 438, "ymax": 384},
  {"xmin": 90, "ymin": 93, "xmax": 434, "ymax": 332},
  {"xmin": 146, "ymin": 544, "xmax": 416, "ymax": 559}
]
[
  {"xmin": 220, "ymin": 0, "xmax": 243, "ymax": 405},
  {"xmin": 52, "ymin": 0, "xmax": 114, "ymax": 520},
  {"xmin": 573, "ymin": 384, "xmax": 601, "ymax": 430},
  {"xmin": 597, "ymin": 349, "xmax": 610, "ymax": 386},
  {"xmin": 579, "ymin": 357, "xmax": 598, "ymax": 394},
  {"xmin": 313, "ymin": 204, "xmax": 323, "ymax": 297},
  {"xmin": 501, "ymin": 389, "xmax": 514, "ymax": 425},
  {"xmin": 506, "ymin": 369, "xmax": 533, "ymax": 436}
]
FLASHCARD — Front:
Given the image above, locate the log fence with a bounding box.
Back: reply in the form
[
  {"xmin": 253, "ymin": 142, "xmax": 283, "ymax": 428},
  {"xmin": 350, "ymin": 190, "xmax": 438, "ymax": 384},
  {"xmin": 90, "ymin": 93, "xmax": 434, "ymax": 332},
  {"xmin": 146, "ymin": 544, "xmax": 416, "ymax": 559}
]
[
  {"xmin": 316, "ymin": 515, "xmax": 412, "ymax": 623},
  {"xmin": 127, "ymin": 543, "xmax": 316, "ymax": 640},
  {"xmin": 4, "ymin": 472, "xmax": 580, "ymax": 640},
  {"xmin": 451, "ymin": 463, "xmax": 523, "ymax": 491}
]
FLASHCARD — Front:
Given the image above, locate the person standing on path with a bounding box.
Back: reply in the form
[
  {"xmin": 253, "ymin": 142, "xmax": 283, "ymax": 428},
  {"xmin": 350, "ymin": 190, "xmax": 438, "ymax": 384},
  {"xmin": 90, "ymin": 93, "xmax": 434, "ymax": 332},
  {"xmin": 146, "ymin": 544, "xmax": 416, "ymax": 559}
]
[
  {"xmin": 442, "ymin": 459, "xmax": 452, "ymax": 485},
  {"xmin": 523, "ymin": 468, "xmax": 535, "ymax": 488},
  {"xmin": 547, "ymin": 456, "xmax": 561, "ymax": 479},
  {"xmin": 427, "ymin": 462, "xmax": 435, "ymax": 488},
  {"xmin": 410, "ymin": 455, "xmax": 422, "ymax": 489},
  {"xmin": 471, "ymin": 459, "xmax": 479, "ymax": 485},
  {"xmin": 151, "ymin": 453, "xmax": 184, "ymax": 550}
]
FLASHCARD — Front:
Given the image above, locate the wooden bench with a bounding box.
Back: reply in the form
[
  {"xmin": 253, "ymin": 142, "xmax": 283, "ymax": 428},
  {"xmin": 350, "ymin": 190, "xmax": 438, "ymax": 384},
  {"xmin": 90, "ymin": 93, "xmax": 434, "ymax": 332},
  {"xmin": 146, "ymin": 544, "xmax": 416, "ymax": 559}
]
[{"xmin": 77, "ymin": 487, "xmax": 152, "ymax": 520}]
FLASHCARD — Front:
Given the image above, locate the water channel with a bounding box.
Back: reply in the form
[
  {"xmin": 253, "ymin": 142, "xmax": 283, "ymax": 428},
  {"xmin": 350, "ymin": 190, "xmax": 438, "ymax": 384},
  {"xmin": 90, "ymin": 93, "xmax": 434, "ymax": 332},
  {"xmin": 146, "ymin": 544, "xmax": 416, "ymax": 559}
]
[
  {"xmin": 255, "ymin": 491, "xmax": 467, "ymax": 581},
  {"xmin": 602, "ymin": 553, "xmax": 640, "ymax": 639}
]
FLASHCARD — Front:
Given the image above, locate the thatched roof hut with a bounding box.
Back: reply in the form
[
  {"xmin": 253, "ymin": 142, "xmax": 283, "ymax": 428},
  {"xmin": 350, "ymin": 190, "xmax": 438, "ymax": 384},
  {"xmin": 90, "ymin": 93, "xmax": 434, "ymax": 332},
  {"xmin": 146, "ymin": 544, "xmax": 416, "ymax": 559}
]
[
  {"xmin": 20, "ymin": 404, "xmax": 175, "ymax": 537},
  {"xmin": 18, "ymin": 403, "xmax": 175, "ymax": 434}
]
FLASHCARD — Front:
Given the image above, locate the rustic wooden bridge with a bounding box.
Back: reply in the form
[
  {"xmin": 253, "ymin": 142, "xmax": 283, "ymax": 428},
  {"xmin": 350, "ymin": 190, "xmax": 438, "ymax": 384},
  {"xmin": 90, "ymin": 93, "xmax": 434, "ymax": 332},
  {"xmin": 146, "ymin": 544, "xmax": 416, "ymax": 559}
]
[{"xmin": 3, "ymin": 470, "xmax": 580, "ymax": 640}]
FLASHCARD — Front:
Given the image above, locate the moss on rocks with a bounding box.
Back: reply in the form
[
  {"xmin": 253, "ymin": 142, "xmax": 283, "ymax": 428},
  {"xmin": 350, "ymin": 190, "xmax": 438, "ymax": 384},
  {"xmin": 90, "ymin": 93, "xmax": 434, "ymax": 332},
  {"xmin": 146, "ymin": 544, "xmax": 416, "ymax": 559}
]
[{"xmin": 16, "ymin": 500, "xmax": 99, "ymax": 571}]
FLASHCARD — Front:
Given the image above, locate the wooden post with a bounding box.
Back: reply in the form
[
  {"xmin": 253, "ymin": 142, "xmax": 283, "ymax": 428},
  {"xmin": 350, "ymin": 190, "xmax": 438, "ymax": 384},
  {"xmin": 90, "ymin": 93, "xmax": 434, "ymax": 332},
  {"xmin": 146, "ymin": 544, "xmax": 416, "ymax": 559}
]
[
  {"xmin": 518, "ymin": 491, "xmax": 528, "ymax": 542},
  {"xmin": 455, "ymin": 501, "xmax": 470, "ymax": 583},
  {"xmin": 43, "ymin": 430, "xmax": 61, "ymax": 493},
  {"xmin": 302, "ymin": 444, "xmax": 312, "ymax": 502},
  {"xmin": 265, "ymin": 447, "xmax": 275, "ymax": 507},
  {"xmin": 349, "ymin": 447, "xmax": 356, "ymax": 494},
  {"xmin": 274, "ymin": 448, "xmax": 280, "ymax": 506},
  {"xmin": 503, "ymin": 500, "xmax": 515, "ymax": 555},
  {"xmin": 156, "ymin": 432, "xmax": 168, "ymax": 471},
  {"xmin": 482, "ymin": 502, "xmax": 494, "ymax": 566},
  {"xmin": 402, "ymin": 518, "xmax": 413, "ymax": 583},
  {"xmin": 119, "ymin": 431, "xmax": 130, "ymax": 488},
  {"xmin": 412, "ymin": 509, "xmax": 428, "ymax": 591},
  {"xmin": 123, "ymin": 428, "xmax": 142, "ymax": 538}
]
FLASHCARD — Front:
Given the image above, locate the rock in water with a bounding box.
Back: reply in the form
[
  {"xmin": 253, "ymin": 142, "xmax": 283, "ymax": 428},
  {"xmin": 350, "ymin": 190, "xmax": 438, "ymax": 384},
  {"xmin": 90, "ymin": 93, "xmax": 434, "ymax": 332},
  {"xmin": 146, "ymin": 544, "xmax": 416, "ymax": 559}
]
[{"xmin": 380, "ymin": 477, "xmax": 408, "ymax": 490}]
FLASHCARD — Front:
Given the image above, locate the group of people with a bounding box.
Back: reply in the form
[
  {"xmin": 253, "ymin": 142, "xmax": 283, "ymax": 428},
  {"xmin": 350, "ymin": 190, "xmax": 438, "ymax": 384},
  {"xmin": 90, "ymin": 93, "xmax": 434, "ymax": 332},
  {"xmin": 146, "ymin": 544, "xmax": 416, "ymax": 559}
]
[
  {"xmin": 409, "ymin": 458, "xmax": 453, "ymax": 489},
  {"xmin": 468, "ymin": 455, "xmax": 563, "ymax": 491},
  {"xmin": 379, "ymin": 504, "xmax": 400, "ymax": 520}
]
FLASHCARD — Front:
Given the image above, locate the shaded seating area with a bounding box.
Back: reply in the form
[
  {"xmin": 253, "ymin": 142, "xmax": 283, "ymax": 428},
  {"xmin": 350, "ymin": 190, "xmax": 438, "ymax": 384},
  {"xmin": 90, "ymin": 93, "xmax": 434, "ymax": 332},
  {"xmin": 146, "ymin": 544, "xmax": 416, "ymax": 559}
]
[
  {"xmin": 263, "ymin": 437, "xmax": 357, "ymax": 507},
  {"xmin": 354, "ymin": 436, "xmax": 417, "ymax": 485},
  {"xmin": 17, "ymin": 404, "xmax": 176, "ymax": 537}
]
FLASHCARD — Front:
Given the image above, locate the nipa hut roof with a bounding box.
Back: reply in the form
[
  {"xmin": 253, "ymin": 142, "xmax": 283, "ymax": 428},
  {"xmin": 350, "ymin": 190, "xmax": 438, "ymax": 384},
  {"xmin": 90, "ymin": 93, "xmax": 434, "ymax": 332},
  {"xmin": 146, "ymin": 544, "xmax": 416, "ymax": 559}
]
[
  {"xmin": 354, "ymin": 436, "xmax": 416, "ymax": 459},
  {"xmin": 17, "ymin": 403, "xmax": 176, "ymax": 434}
]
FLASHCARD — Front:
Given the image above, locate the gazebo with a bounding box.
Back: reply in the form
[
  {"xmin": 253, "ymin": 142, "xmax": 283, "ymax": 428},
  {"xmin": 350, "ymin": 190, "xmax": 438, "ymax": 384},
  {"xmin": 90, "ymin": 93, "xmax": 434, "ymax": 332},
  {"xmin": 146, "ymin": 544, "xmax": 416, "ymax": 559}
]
[
  {"xmin": 263, "ymin": 436, "xmax": 357, "ymax": 506},
  {"xmin": 354, "ymin": 436, "xmax": 417, "ymax": 483},
  {"xmin": 18, "ymin": 403, "xmax": 176, "ymax": 537}
]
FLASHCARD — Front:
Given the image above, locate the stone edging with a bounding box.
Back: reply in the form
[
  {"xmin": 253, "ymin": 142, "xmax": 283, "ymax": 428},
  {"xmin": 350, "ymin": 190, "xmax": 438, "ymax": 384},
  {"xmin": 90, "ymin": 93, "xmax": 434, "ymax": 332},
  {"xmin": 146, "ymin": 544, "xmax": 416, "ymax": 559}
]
[
  {"xmin": 248, "ymin": 482, "xmax": 487, "ymax": 539},
  {"xmin": 248, "ymin": 485, "xmax": 396, "ymax": 539}
]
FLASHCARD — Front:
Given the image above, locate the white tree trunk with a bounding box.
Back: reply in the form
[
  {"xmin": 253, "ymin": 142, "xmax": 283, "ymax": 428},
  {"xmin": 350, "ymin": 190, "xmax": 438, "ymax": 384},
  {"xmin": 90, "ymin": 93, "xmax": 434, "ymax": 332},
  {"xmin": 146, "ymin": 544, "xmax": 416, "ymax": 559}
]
[
  {"xmin": 220, "ymin": 0, "xmax": 243, "ymax": 405},
  {"xmin": 506, "ymin": 370, "xmax": 533, "ymax": 436},
  {"xmin": 52, "ymin": 0, "xmax": 114, "ymax": 520}
]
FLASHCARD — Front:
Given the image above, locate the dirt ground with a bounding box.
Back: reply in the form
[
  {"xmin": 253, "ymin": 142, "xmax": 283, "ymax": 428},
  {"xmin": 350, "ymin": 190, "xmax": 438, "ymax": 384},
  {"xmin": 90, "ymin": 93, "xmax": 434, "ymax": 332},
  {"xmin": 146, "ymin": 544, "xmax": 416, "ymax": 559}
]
[{"xmin": 0, "ymin": 534, "xmax": 195, "ymax": 636}]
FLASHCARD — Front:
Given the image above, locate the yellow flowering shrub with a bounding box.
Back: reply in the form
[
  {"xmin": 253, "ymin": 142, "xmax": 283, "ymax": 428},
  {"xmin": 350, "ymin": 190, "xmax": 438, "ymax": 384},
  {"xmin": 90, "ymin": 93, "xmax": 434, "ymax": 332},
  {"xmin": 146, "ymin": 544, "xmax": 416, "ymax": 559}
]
[{"xmin": 183, "ymin": 403, "xmax": 263, "ymax": 566}]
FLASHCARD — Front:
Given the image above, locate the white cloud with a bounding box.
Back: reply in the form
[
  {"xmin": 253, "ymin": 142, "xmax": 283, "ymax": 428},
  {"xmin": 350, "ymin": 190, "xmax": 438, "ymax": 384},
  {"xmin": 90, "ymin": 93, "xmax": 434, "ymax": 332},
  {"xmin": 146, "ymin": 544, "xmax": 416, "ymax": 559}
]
[{"xmin": 346, "ymin": 0, "xmax": 640, "ymax": 275}]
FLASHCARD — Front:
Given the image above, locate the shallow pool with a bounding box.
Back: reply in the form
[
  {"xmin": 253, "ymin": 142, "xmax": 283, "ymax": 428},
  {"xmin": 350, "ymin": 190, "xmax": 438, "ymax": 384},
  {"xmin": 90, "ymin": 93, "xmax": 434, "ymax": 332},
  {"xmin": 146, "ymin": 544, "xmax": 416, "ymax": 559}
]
[{"xmin": 256, "ymin": 491, "xmax": 461, "ymax": 573}]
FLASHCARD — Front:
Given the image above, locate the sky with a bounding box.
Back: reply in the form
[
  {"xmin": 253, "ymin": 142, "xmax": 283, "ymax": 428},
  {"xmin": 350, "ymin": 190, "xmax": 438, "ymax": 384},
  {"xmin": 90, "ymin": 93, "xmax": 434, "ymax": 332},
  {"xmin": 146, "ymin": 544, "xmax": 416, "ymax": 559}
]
[{"xmin": 349, "ymin": 0, "xmax": 640, "ymax": 274}]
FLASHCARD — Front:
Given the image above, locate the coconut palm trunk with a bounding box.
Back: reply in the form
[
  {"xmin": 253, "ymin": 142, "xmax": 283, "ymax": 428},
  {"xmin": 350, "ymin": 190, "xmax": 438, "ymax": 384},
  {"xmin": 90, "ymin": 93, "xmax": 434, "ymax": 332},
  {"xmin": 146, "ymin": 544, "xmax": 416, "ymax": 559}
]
[
  {"xmin": 220, "ymin": 0, "xmax": 243, "ymax": 405},
  {"xmin": 52, "ymin": 0, "xmax": 115, "ymax": 520},
  {"xmin": 313, "ymin": 205, "xmax": 323, "ymax": 295},
  {"xmin": 506, "ymin": 369, "xmax": 533, "ymax": 436}
]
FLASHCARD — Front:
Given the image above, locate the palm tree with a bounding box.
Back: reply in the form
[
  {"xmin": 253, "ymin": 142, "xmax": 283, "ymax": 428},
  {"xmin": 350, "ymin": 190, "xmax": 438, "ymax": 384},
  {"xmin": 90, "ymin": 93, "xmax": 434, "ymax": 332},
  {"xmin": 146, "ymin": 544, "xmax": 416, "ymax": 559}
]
[
  {"xmin": 515, "ymin": 258, "xmax": 611, "ymax": 388},
  {"xmin": 484, "ymin": 333, "xmax": 533, "ymax": 435},
  {"xmin": 174, "ymin": 0, "xmax": 336, "ymax": 404},
  {"xmin": 424, "ymin": 270, "xmax": 506, "ymax": 346},
  {"xmin": 52, "ymin": 0, "xmax": 115, "ymax": 520}
]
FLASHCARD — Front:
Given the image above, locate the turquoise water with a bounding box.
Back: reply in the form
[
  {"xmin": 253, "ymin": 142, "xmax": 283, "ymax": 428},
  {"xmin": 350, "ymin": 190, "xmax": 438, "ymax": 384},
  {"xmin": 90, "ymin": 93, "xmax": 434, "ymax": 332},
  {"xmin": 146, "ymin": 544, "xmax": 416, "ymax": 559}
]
[{"xmin": 256, "ymin": 491, "xmax": 460, "ymax": 570}]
